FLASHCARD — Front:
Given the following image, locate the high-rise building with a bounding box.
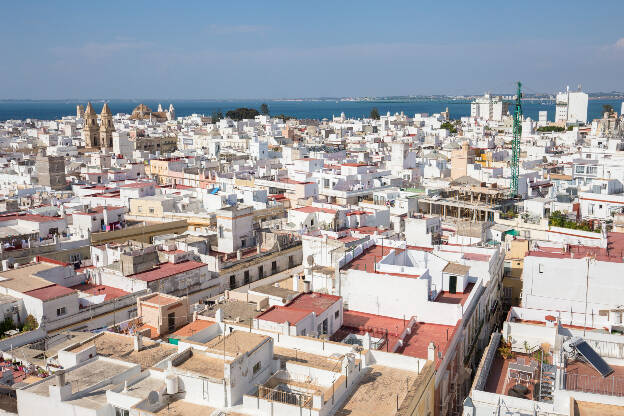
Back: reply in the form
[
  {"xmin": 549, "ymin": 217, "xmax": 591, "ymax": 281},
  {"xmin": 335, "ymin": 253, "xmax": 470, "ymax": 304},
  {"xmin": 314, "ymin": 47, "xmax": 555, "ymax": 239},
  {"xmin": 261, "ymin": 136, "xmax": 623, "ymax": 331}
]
[
  {"xmin": 470, "ymin": 93, "xmax": 507, "ymax": 121},
  {"xmin": 555, "ymin": 86, "xmax": 588, "ymax": 124}
]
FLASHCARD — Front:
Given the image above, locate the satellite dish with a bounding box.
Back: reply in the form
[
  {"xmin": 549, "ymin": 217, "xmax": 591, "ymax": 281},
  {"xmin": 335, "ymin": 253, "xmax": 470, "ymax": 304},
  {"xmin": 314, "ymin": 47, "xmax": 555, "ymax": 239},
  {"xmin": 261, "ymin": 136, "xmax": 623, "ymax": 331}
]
[
  {"xmin": 306, "ymin": 255, "xmax": 315, "ymax": 267},
  {"xmin": 147, "ymin": 391, "xmax": 159, "ymax": 404}
]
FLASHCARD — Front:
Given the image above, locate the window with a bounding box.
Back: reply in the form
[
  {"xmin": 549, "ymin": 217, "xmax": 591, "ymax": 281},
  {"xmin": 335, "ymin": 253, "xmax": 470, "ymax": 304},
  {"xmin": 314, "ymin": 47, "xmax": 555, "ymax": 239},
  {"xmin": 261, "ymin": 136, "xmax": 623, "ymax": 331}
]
[
  {"xmin": 271, "ymin": 261, "xmax": 277, "ymax": 273},
  {"xmin": 56, "ymin": 307, "xmax": 66, "ymax": 316},
  {"xmin": 301, "ymin": 329, "xmax": 306, "ymax": 336},
  {"xmin": 229, "ymin": 275, "xmax": 236, "ymax": 289},
  {"xmin": 219, "ymin": 226, "xmax": 224, "ymax": 238},
  {"xmin": 253, "ymin": 362, "xmax": 261, "ymax": 375},
  {"xmin": 115, "ymin": 408, "xmax": 130, "ymax": 416},
  {"xmin": 244, "ymin": 270, "xmax": 250, "ymax": 285},
  {"xmin": 334, "ymin": 310, "xmax": 340, "ymax": 320},
  {"xmin": 149, "ymin": 207, "xmax": 155, "ymax": 214}
]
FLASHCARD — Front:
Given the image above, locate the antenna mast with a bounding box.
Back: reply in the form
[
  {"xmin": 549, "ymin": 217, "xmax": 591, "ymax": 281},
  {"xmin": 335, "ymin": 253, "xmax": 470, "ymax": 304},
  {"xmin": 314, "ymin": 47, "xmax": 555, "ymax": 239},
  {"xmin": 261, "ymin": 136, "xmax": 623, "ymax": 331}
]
[{"xmin": 511, "ymin": 81, "xmax": 523, "ymax": 197}]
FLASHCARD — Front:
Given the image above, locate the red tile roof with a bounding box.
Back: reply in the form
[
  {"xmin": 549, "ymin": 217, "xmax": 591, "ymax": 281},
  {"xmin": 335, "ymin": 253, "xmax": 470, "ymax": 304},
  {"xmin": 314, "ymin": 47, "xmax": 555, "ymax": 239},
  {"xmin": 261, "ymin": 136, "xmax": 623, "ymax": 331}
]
[
  {"xmin": 129, "ymin": 261, "xmax": 206, "ymax": 282},
  {"xmin": 70, "ymin": 284, "xmax": 129, "ymax": 301},
  {"xmin": 171, "ymin": 320, "xmax": 216, "ymax": 338},
  {"xmin": 24, "ymin": 284, "xmax": 75, "ymax": 301},
  {"xmin": 257, "ymin": 305, "xmax": 312, "ymax": 324},
  {"xmin": 286, "ymin": 292, "xmax": 341, "ymax": 315}
]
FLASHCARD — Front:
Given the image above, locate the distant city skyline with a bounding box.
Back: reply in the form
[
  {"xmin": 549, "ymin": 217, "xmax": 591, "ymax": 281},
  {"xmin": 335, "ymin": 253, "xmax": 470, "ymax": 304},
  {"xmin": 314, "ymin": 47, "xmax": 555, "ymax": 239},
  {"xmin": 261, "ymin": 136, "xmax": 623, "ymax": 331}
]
[{"xmin": 2, "ymin": 0, "xmax": 623, "ymax": 99}]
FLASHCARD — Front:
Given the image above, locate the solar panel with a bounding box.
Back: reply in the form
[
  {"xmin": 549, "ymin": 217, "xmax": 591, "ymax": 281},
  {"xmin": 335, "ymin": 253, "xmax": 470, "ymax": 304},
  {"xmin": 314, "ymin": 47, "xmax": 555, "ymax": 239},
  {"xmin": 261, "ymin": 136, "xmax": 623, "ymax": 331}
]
[{"xmin": 574, "ymin": 339, "xmax": 614, "ymax": 378}]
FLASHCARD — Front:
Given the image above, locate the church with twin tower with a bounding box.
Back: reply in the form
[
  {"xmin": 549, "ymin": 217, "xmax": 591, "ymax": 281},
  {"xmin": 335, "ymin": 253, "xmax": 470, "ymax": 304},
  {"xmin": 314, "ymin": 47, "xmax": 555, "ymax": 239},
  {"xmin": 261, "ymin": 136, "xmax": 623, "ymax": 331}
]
[{"xmin": 80, "ymin": 102, "xmax": 115, "ymax": 151}]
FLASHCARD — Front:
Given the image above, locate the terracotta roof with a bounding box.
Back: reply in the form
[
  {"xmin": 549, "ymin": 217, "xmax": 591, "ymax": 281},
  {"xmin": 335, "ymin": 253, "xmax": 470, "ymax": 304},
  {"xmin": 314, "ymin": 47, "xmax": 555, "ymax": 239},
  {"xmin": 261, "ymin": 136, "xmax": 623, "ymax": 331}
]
[
  {"xmin": 257, "ymin": 305, "xmax": 312, "ymax": 324},
  {"xmin": 171, "ymin": 320, "xmax": 217, "ymax": 338},
  {"xmin": 129, "ymin": 261, "xmax": 206, "ymax": 282},
  {"xmin": 286, "ymin": 292, "xmax": 341, "ymax": 315},
  {"xmin": 24, "ymin": 284, "xmax": 75, "ymax": 301}
]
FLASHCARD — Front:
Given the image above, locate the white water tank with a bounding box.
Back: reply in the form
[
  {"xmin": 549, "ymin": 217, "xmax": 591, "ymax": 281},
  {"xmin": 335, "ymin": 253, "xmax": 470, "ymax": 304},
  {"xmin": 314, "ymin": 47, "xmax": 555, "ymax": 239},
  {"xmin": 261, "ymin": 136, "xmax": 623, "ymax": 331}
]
[{"xmin": 166, "ymin": 375, "xmax": 178, "ymax": 395}]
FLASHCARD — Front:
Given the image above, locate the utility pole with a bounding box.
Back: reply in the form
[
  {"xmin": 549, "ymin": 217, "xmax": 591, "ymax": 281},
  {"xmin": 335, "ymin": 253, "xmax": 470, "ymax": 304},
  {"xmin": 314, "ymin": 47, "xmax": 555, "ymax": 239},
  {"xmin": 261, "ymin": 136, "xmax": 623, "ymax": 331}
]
[{"xmin": 511, "ymin": 81, "xmax": 523, "ymax": 198}]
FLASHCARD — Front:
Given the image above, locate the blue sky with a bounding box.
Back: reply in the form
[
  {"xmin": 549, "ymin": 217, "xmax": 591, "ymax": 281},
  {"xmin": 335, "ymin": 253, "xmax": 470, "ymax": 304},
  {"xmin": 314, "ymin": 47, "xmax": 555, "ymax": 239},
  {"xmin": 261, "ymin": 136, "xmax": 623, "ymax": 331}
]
[{"xmin": 1, "ymin": 0, "xmax": 623, "ymax": 99}]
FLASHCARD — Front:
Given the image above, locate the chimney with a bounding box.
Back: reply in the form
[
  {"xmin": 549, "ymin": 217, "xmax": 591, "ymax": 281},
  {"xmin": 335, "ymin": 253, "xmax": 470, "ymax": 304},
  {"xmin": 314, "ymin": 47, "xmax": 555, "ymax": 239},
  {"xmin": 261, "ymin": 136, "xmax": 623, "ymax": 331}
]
[
  {"xmin": 1, "ymin": 260, "xmax": 9, "ymax": 271},
  {"xmin": 56, "ymin": 370, "xmax": 66, "ymax": 387},
  {"xmin": 215, "ymin": 308, "xmax": 223, "ymax": 323},
  {"xmin": 133, "ymin": 334, "xmax": 143, "ymax": 352},
  {"xmin": 292, "ymin": 274, "xmax": 299, "ymax": 292},
  {"xmin": 49, "ymin": 370, "xmax": 72, "ymax": 402},
  {"xmin": 303, "ymin": 281, "xmax": 311, "ymax": 293},
  {"xmin": 427, "ymin": 342, "xmax": 437, "ymax": 362},
  {"xmin": 236, "ymin": 250, "xmax": 242, "ymax": 260}
]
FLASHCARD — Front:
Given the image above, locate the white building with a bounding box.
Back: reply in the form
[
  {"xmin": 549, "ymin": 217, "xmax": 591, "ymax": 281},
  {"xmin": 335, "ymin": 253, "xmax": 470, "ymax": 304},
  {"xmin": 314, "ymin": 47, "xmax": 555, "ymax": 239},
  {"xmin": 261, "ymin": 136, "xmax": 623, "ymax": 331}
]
[
  {"xmin": 555, "ymin": 86, "xmax": 589, "ymax": 124},
  {"xmin": 470, "ymin": 93, "xmax": 506, "ymax": 121}
]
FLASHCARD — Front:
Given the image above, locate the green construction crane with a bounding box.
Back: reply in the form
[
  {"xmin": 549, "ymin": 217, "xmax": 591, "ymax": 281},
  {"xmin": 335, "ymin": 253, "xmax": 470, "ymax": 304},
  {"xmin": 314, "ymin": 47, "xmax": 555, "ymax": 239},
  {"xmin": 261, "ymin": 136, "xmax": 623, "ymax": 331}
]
[{"xmin": 511, "ymin": 81, "xmax": 523, "ymax": 198}]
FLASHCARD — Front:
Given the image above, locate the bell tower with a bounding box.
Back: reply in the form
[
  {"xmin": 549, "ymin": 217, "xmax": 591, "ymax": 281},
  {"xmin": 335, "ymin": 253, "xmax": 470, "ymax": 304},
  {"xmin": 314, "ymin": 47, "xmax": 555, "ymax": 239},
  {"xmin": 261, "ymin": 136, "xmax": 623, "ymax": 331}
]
[
  {"xmin": 82, "ymin": 102, "xmax": 99, "ymax": 148},
  {"xmin": 99, "ymin": 103, "xmax": 115, "ymax": 151}
]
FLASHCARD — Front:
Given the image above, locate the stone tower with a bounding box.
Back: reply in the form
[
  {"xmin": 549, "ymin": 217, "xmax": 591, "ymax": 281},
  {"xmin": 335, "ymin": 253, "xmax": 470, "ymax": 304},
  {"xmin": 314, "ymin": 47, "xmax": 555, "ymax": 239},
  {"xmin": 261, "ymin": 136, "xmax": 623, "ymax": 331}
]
[
  {"xmin": 36, "ymin": 149, "xmax": 67, "ymax": 191},
  {"xmin": 82, "ymin": 102, "xmax": 99, "ymax": 148},
  {"xmin": 99, "ymin": 103, "xmax": 115, "ymax": 151},
  {"xmin": 76, "ymin": 104, "xmax": 84, "ymax": 119}
]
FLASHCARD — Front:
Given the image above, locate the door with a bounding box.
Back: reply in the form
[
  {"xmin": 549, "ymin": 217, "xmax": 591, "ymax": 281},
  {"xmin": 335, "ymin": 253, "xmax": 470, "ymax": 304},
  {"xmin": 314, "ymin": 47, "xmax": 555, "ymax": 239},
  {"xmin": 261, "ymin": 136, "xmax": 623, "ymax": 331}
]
[
  {"xmin": 168, "ymin": 312, "xmax": 175, "ymax": 333},
  {"xmin": 449, "ymin": 275, "xmax": 457, "ymax": 294}
]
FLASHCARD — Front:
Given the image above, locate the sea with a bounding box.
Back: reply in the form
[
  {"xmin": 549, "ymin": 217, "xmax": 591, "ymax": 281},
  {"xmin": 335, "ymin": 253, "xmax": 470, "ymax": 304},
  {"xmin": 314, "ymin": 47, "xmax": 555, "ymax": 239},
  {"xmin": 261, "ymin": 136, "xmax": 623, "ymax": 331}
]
[{"xmin": 0, "ymin": 98, "xmax": 622, "ymax": 123}]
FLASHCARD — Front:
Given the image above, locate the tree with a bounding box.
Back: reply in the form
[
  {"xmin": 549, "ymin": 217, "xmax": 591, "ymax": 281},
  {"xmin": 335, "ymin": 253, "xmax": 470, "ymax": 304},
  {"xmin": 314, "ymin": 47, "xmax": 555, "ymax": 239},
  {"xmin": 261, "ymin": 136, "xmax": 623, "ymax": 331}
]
[
  {"xmin": 260, "ymin": 103, "xmax": 270, "ymax": 115},
  {"xmin": 226, "ymin": 107, "xmax": 260, "ymax": 121},
  {"xmin": 0, "ymin": 317, "xmax": 14, "ymax": 333},
  {"xmin": 440, "ymin": 121, "xmax": 457, "ymax": 133},
  {"xmin": 274, "ymin": 114, "xmax": 294, "ymax": 121},
  {"xmin": 370, "ymin": 107, "xmax": 380, "ymax": 120},
  {"xmin": 603, "ymin": 104, "xmax": 614, "ymax": 115},
  {"xmin": 211, "ymin": 110, "xmax": 223, "ymax": 122},
  {"xmin": 22, "ymin": 314, "xmax": 38, "ymax": 332}
]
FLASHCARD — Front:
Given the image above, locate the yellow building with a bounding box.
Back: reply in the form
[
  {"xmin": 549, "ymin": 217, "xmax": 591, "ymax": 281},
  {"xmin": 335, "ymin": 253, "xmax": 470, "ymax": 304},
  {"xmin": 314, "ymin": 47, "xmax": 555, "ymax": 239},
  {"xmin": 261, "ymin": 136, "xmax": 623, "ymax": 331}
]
[{"xmin": 503, "ymin": 238, "xmax": 530, "ymax": 307}]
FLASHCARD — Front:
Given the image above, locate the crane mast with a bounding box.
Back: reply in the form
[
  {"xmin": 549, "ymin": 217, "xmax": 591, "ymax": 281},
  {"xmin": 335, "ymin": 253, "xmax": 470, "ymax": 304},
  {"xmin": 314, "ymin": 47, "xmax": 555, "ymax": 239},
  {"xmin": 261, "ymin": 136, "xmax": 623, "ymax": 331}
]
[{"xmin": 511, "ymin": 81, "xmax": 523, "ymax": 197}]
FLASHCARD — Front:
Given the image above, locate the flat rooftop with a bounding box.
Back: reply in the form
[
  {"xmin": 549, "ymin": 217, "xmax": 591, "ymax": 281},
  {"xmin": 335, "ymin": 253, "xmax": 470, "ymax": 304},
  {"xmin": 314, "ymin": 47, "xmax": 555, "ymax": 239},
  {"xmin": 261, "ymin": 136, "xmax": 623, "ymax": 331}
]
[
  {"xmin": 75, "ymin": 332, "xmax": 176, "ymax": 368},
  {"xmin": 333, "ymin": 310, "xmax": 456, "ymax": 360},
  {"xmin": 251, "ymin": 283, "xmax": 298, "ymax": 300},
  {"xmin": 434, "ymin": 282, "xmax": 474, "ymax": 306},
  {"xmin": 273, "ymin": 346, "xmax": 342, "ymax": 372},
  {"xmin": 201, "ymin": 300, "xmax": 261, "ymax": 326},
  {"xmin": 286, "ymin": 292, "xmax": 341, "ymax": 315},
  {"xmin": 204, "ymin": 331, "xmax": 269, "ymax": 356},
  {"xmin": 10, "ymin": 331, "xmax": 93, "ymax": 367},
  {"xmin": 70, "ymin": 283, "xmax": 128, "ymax": 301},
  {"xmin": 335, "ymin": 365, "xmax": 419, "ymax": 416},
  {"xmin": 141, "ymin": 293, "xmax": 181, "ymax": 306},
  {"xmin": 154, "ymin": 400, "xmax": 215, "ymax": 416},
  {"xmin": 174, "ymin": 350, "xmax": 226, "ymax": 379},
  {"xmin": 25, "ymin": 358, "xmax": 131, "ymax": 406}
]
